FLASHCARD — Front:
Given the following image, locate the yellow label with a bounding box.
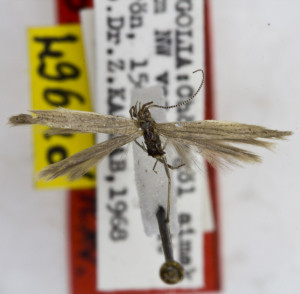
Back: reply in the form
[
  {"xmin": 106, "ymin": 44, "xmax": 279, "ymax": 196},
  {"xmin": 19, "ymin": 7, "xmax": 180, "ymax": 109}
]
[{"xmin": 28, "ymin": 25, "xmax": 95, "ymax": 189}]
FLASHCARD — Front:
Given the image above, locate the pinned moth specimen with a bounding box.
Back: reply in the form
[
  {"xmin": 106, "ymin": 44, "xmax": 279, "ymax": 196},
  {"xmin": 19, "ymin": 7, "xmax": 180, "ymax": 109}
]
[{"xmin": 9, "ymin": 70, "xmax": 292, "ymax": 224}]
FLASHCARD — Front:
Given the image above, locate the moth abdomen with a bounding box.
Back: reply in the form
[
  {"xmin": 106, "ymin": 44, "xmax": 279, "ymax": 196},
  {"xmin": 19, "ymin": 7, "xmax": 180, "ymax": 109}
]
[{"xmin": 141, "ymin": 122, "xmax": 165, "ymax": 158}]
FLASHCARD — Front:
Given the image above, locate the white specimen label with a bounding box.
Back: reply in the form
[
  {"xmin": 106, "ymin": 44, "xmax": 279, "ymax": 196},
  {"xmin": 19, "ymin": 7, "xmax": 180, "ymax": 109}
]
[{"xmin": 93, "ymin": 0, "xmax": 211, "ymax": 291}]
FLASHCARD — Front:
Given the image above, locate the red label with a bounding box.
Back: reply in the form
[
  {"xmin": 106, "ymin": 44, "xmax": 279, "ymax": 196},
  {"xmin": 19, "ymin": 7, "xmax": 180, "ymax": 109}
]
[
  {"xmin": 56, "ymin": 0, "xmax": 221, "ymax": 292},
  {"xmin": 69, "ymin": 189, "xmax": 97, "ymax": 294},
  {"xmin": 57, "ymin": 0, "xmax": 93, "ymax": 23}
]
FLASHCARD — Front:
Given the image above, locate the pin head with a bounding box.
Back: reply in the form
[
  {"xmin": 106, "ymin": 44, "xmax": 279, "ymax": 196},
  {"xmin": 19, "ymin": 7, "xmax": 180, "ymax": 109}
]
[{"xmin": 159, "ymin": 260, "xmax": 184, "ymax": 284}]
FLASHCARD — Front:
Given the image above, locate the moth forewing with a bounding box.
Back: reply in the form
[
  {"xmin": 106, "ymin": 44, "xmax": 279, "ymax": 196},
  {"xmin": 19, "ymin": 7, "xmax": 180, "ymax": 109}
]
[
  {"xmin": 10, "ymin": 108, "xmax": 139, "ymax": 135},
  {"xmin": 157, "ymin": 120, "xmax": 292, "ymax": 139}
]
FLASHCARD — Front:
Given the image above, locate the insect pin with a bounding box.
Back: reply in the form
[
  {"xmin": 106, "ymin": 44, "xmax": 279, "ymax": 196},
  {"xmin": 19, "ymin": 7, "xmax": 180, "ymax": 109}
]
[
  {"xmin": 9, "ymin": 69, "xmax": 292, "ymax": 224},
  {"xmin": 156, "ymin": 206, "xmax": 184, "ymax": 284}
]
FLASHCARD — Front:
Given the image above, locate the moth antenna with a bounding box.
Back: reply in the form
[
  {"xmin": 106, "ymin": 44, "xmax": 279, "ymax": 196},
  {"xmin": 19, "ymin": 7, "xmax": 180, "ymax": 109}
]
[{"xmin": 150, "ymin": 69, "xmax": 204, "ymax": 110}]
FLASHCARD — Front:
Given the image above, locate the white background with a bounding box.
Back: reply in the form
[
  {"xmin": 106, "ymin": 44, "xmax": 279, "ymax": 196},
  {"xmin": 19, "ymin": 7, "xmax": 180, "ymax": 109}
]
[{"xmin": 0, "ymin": 1, "xmax": 299, "ymax": 294}]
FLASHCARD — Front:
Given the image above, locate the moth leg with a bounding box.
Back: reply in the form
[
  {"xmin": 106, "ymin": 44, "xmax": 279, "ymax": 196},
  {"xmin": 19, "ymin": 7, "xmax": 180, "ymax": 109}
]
[
  {"xmin": 134, "ymin": 139, "xmax": 147, "ymax": 153},
  {"xmin": 161, "ymin": 157, "xmax": 184, "ymax": 224},
  {"xmin": 161, "ymin": 156, "xmax": 171, "ymax": 224},
  {"xmin": 130, "ymin": 103, "xmax": 139, "ymax": 119},
  {"xmin": 160, "ymin": 140, "xmax": 185, "ymax": 169},
  {"xmin": 152, "ymin": 159, "xmax": 159, "ymax": 174},
  {"xmin": 152, "ymin": 158, "xmax": 182, "ymax": 173},
  {"xmin": 141, "ymin": 101, "xmax": 154, "ymax": 111},
  {"xmin": 129, "ymin": 106, "xmax": 134, "ymax": 119},
  {"xmin": 167, "ymin": 163, "xmax": 185, "ymax": 170},
  {"xmin": 161, "ymin": 139, "xmax": 184, "ymax": 171},
  {"xmin": 134, "ymin": 139, "xmax": 183, "ymax": 173}
]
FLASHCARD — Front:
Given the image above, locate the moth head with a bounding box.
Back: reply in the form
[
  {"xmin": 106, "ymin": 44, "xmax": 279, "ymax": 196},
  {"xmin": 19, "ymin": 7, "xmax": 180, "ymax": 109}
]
[{"xmin": 130, "ymin": 101, "xmax": 154, "ymax": 120}]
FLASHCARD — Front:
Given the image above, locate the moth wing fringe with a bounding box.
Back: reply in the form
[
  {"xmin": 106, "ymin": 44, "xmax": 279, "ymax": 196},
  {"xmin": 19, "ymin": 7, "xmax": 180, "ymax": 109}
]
[
  {"xmin": 168, "ymin": 136, "xmax": 261, "ymax": 168},
  {"xmin": 157, "ymin": 120, "xmax": 292, "ymax": 169},
  {"xmin": 38, "ymin": 132, "xmax": 142, "ymax": 181}
]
